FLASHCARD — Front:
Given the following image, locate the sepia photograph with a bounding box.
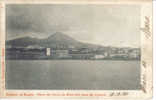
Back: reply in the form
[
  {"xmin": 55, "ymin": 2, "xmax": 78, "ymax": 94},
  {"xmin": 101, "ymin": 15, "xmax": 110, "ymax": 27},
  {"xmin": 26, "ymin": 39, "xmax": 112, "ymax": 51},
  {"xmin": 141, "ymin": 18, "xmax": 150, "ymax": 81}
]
[{"xmin": 5, "ymin": 4, "xmax": 142, "ymax": 90}]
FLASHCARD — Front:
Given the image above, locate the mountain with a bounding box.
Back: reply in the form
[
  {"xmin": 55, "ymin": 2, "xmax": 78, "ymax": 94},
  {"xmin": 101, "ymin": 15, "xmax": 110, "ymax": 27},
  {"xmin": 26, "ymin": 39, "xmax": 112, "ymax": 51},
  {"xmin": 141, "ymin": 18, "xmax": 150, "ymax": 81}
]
[
  {"xmin": 6, "ymin": 32, "xmax": 101, "ymax": 49},
  {"xmin": 40, "ymin": 32, "xmax": 83, "ymax": 48},
  {"xmin": 6, "ymin": 37, "xmax": 40, "ymax": 47}
]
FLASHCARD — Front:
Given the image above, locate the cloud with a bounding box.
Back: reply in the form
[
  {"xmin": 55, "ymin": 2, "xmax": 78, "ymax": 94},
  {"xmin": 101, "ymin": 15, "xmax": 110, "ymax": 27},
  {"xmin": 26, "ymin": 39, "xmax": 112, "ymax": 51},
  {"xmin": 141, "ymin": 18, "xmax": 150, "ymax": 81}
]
[{"xmin": 6, "ymin": 4, "xmax": 140, "ymax": 47}]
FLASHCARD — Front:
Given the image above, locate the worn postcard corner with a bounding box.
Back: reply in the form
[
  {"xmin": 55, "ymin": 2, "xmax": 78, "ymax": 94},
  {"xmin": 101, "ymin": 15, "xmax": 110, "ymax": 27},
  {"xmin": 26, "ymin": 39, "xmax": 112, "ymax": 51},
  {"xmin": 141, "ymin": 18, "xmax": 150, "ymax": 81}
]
[{"xmin": 0, "ymin": 0, "xmax": 153, "ymax": 99}]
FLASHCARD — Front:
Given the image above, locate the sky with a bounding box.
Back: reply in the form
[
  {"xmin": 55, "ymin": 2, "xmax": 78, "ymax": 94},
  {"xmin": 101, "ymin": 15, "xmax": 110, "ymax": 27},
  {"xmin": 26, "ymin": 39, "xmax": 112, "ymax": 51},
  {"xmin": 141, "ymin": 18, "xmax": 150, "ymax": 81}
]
[{"xmin": 6, "ymin": 4, "xmax": 141, "ymax": 47}]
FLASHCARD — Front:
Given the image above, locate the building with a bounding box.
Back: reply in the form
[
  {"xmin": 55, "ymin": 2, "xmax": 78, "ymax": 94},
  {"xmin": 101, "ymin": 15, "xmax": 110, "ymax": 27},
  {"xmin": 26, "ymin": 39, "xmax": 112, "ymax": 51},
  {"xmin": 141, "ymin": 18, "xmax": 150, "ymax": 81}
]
[
  {"xmin": 51, "ymin": 49, "xmax": 70, "ymax": 58},
  {"xmin": 109, "ymin": 53, "xmax": 128, "ymax": 58},
  {"xmin": 70, "ymin": 53, "xmax": 93, "ymax": 59},
  {"xmin": 94, "ymin": 55, "xmax": 105, "ymax": 59},
  {"xmin": 103, "ymin": 52, "xmax": 108, "ymax": 57},
  {"xmin": 128, "ymin": 49, "xmax": 140, "ymax": 59},
  {"xmin": 46, "ymin": 48, "xmax": 51, "ymax": 56}
]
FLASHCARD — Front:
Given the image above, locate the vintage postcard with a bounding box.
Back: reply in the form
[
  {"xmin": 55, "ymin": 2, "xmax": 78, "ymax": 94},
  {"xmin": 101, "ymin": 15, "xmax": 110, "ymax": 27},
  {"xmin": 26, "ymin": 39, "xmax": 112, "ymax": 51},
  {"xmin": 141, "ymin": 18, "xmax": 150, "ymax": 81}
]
[{"xmin": 0, "ymin": 0, "xmax": 153, "ymax": 99}]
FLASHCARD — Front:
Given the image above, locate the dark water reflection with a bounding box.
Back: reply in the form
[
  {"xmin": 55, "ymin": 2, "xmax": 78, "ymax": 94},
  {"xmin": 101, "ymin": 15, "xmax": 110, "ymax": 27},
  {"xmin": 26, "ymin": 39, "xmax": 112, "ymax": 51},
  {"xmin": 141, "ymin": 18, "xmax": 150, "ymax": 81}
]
[{"xmin": 6, "ymin": 60, "xmax": 141, "ymax": 90}]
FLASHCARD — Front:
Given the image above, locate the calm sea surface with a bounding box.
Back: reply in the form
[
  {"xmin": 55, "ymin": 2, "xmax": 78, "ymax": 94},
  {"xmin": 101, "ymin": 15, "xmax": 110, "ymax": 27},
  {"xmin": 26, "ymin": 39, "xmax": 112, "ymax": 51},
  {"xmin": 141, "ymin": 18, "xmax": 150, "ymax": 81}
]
[{"xmin": 6, "ymin": 60, "xmax": 141, "ymax": 90}]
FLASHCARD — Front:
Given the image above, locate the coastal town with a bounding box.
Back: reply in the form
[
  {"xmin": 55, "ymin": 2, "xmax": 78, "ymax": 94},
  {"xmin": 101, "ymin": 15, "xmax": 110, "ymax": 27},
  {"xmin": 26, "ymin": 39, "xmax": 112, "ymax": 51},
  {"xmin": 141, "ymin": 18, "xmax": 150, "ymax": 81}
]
[
  {"xmin": 6, "ymin": 32, "xmax": 140, "ymax": 60},
  {"xmin": 6, "ymin": 45, "xmax": 140, "ymax": 60}
]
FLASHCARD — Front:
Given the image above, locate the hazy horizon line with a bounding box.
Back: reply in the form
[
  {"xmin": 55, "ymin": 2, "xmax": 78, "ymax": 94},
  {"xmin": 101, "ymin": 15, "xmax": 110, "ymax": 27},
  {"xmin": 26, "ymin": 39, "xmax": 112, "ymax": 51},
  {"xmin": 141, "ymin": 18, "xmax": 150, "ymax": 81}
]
[{"xmin": 6, "ymin": 32, "xmax": 140, "ymax": 48}]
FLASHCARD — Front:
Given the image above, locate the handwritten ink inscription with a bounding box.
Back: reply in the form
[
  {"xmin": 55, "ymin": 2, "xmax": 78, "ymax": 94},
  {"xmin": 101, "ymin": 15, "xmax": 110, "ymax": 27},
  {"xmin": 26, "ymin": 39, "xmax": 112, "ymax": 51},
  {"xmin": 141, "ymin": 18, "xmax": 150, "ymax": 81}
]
[
  {"xmin": 141, "ymin": 16, "xmax": 151, "ymax": 39},
  {"xmin": 141, "ymin": 60, "xmax": 147, "ymax": 93}
]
